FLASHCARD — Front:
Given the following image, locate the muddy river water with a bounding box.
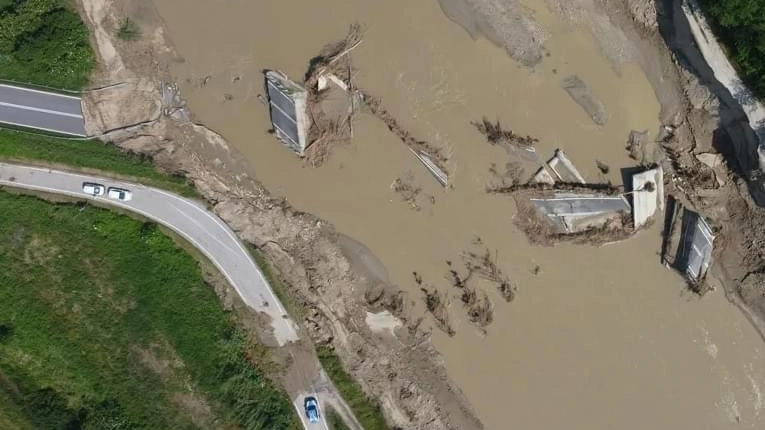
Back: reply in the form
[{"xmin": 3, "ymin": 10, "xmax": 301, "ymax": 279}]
[{"xmin": 153, "ymin": 0, "xmax": 765, "ymax": 428}]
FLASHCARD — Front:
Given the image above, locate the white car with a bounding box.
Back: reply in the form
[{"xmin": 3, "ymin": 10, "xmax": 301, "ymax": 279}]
[
  {"xmin": 107, "ymin": 187, "xmax": 133, "ymax": 202},
  {"xmin": 82, "ymin": 182, "xmax": 105, "ymax": 196}
]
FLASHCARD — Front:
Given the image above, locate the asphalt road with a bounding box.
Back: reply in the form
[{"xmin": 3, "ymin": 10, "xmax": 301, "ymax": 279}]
[
  {"xmin": 0, "ymin": 84, "xmax": 87, "ymax": 136},
  {"xmin": 0, "ymin": 162, "xmax": 299, "ymax": 346}
]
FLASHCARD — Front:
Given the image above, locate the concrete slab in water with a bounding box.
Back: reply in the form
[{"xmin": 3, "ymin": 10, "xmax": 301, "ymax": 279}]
[
  {"xmin": 531, "ymin": 192, "xmax": 630, "ymax": 233},
  {"xmin": 547, "ymin": 149, "xmax": 586, "ymax": 184},
  {"xmin": 632, "ymin": 166, "xmax": 664, "ymax": 228},
  {"xmin": 676, "ymin": 209, "xmax": 715, "ymax": 282}
]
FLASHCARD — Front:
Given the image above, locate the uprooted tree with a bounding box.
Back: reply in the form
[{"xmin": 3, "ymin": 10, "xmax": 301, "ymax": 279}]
[{"xmin": 472, "ymin": 117, "xmax": 539, "ymax": 149}]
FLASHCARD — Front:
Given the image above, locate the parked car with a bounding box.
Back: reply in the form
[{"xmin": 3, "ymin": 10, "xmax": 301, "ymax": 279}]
[
  {"xmin": 107, "ymin": 187, "xmax": 132, "ymax": 202},
  {"xmin": 82, "ymin": 182, "xmax": 105, "ymax": 196},
  {"xmin": 304, "ymin": 396, "xmax": 320, "ymax": 424}
]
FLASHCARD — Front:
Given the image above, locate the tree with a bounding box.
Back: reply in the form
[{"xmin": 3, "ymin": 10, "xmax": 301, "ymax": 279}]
[{"xmin": 698, "ymin": 0, "xmax": 765, "ymax": 98}]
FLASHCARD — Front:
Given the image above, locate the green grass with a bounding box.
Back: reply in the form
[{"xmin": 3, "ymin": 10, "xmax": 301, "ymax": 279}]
[
  {"xmin": 0, "ymin": 0, "xmax": 94, "ymax": 90},
  {"xmin": 327, "ymin": 408, "xmax": 352, "ymax": 430},
  {"xmin": 0, "ymin": 191, "xmax": 300, "ymax": 429},
  {"xmin": 0, "ymin": 129, "xmax": 198, "ymax": 197},
  {"xmin": 317, "ymin": 346, "xmax": 391, "ymax": 430},
  {"xmin": 251, "ymin": 247, "xmax": 305, "ymax": 319}
]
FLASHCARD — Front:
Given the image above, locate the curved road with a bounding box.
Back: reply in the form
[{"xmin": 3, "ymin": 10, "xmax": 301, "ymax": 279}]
[{"xmin": 0, "ymin": 162, "xmax": 299, "ymax": 345}]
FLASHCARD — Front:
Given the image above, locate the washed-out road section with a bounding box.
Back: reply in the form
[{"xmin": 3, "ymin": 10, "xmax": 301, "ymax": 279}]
[
  {"xmin": 0, "ymin": 162, "xmax": 299, "ymax": 345},
  {"xmin": 0, "ymin": 84, "xmax": 87, "ymax": 136}
]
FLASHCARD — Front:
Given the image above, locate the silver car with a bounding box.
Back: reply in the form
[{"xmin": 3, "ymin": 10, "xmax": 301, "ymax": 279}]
[
  {"xmin": 107, "ymin": 187, "xmax": 132, "ymax": 201},
  {"xmin": 82, "ymin": 182, "xmax": 105, "ymax": 196}
]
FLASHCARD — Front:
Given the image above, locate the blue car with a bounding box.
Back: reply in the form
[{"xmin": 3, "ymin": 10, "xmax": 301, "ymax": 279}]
[{"xmin": 304, "ymin": 396, "xmax": 320, "ymax": 423}]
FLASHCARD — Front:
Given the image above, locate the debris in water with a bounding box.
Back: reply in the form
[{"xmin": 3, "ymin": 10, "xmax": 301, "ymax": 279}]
[
  {"xmin": 631, "ymin": 166, "xmax": 664, "ymax": 228},
  {"xmin": 263, "ymin": 70, "xmax": 311, "ymax": 156},
  {"xmin": 444, "ymin": 259, "xmax": 494, "ymax": 331},
  {"xmin": 626, "ymin": 129, "xmax": 650, "ymax": 163},
  {"xmin": 420, "ymin": 287, "xmax": 455, "ymax": 336},
  {"xmin": 362, "ymin": 91, "xmax": 449, "ymax": 185},
  {"xmin": 661, "ymin": 197, "xmax": 715, "ymax": 290},
  {"xmin": 472, "ymin": 117, "xmax": 539, "ymax": 150},
  {"xmin": 507, "ymin": 183, "xmax": 635, "ymax": 246},
  {"xmin": 529, "ymin": 191, "xmax": 631, "ymax": 234},
  {"xmin": 466, "ymin": 291, "xmax": 493, "ymax": 330},
  {"xmin": 391, "ymin": 172, "xmax": 423, "ymax": 211},
  {"xmin": 411, "ymin": 149, "xmax": 449, "ymax": 187},
  {"xmin": 462, "ymin": 248, "xmax": 516, "ymax": 302},
  {"xmin": 160, "ymin": 81, "xmax": 189, "ymax": 121},
  {"xmin": 304, "ymin": 23, "xmax": 364, "ymax": 94},
  {"xmin": 596, "ymin": 160, "xmax": 610, "ymax": 174},
  {"xmin": 530, "ymin": 149, "xmax": 586, "ymax": 185},
  {"xmin": 531, "ymin": 165, "xmax": 556, "ymax": 185},
  {"xmin": 546, "ymin": 149, "xmax": 585, "ymax": 184}
]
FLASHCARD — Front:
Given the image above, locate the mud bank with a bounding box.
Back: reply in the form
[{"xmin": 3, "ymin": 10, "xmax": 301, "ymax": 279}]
[
  {"xmin": 77, "ymin": 1, "xmax": 482, "ymax": 429},
  {"xmin": 77, "ymin": 0, "xmax": 765, "ymax": 429}
]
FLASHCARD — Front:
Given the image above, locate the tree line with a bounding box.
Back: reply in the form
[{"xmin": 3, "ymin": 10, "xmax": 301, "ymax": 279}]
[
  {"xmin": 0, "ymin": 0, "xmax": 93, "ymax": 89},
  {"xmin": 698, "ymin": 0, "xmax": 765, "ymax": 99}
]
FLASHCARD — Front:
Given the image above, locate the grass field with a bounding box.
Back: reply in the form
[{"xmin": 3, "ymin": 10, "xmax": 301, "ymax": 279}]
[
  {"xmin": 0, "ymin": 191, "xmax": 299, "ymax": 429},
  {"xmin": 0, "ymin": 129, "xmax": 197, "ymax": 197}
]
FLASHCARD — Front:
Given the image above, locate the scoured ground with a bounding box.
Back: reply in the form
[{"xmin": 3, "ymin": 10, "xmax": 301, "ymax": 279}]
[
  {"xmin": 76, "ymin": 0, "xmax": 765, "ymax": 429},
  {"xmin": 77, "ymin": 1, "xmax": 482, "ymax": 429}
]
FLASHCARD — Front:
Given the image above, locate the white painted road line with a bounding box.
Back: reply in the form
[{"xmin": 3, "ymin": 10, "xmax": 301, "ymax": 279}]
[
  {"xmin": 0, "ymin": 119, "xmax": 86, "ymax": 137},
  {"xmin": 0, "ymin": 83, "xmax": 87, "ymax": 136},
  {"xmin": 0, "ymin": 101, "xmax": 83, "ymax": 118}
]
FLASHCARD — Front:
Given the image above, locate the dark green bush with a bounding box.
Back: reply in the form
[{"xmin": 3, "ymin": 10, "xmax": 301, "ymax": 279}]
[
  {"xmin": 317, "ymin": 346, "xmax": 390, "ymax": 430},
  {"xmin": 0, "ymin": 0, "xmax": 94, "ymax": 89},
  {"xmin": 698, "ymin": 0, "xmax": 765, "ymax": 98}
]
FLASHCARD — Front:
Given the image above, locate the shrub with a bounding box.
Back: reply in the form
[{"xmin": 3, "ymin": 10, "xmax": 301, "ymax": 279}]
[
  {"xmin": 0, "ymin": 0, "xmax": 94, "ymax": 89},
  {"xmin": 116, "ymin": 18, "xmax": 140, "ymax": 41},
  {"xmin": 698, "ymin": 0, "xmax": 765, "ymax": 98}
]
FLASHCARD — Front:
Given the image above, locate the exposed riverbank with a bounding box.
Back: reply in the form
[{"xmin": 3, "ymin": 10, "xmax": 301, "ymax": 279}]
[{"xmin": 75, "ymin": 0, "xmax": 765, "ymax": 428}]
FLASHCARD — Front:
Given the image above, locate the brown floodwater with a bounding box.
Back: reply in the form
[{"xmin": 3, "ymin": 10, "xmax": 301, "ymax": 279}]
[{"xmin": 153, "ymin": 0, "xmax": 765, "ymax": 428}]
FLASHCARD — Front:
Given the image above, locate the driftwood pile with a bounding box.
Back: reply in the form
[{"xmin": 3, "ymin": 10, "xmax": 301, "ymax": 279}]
[
  {"xmin": 302, "ymin": 24, "xmax": 363, "ymax": 166},
  {"xmin": 472, "ymin": 117, "xmax": 539, "ymax": 149},
  {"xmin": 361, "ymin": 90, "xmax": 449, "ymax": 174}
]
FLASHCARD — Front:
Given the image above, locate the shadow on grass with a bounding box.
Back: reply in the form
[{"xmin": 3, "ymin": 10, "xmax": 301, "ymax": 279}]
[{"xmin": 0, "ymin": 129, "xmax": 198, "ymax": 197}]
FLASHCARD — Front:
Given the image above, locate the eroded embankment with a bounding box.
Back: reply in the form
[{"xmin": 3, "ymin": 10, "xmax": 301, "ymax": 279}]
[
  {"xmin": 75, "ymin": 0, "xmax": 765, "ymax": 429},
  {"xmin": 76, "ymin": 0, "xmax": 483, "ymax": 429}
]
